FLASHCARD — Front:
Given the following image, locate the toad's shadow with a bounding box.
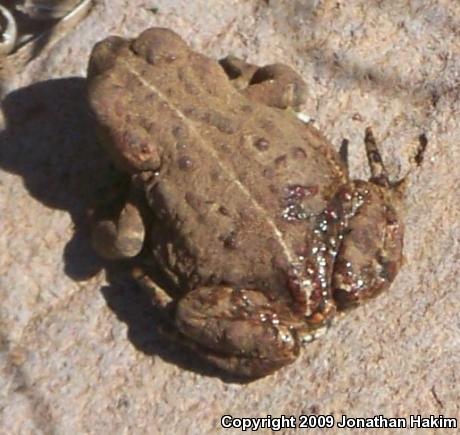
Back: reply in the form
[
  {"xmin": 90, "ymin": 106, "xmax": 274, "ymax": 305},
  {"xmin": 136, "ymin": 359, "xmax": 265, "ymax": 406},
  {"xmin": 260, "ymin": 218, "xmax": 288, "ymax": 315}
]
[
  {"xmin": 0, "ymin": 78, "xmax": 244, "ymax": 382},
  {"xmin": 0, "ymin": 78, "xmax": 104, "ymax": 279}
]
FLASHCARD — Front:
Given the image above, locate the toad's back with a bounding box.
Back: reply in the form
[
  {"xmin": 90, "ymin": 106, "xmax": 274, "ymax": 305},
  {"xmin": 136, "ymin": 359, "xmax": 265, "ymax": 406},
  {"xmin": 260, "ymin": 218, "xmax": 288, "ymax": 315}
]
[{"xmin": 88, "ymin": 28, "xmax": 347, "ymax": 303}]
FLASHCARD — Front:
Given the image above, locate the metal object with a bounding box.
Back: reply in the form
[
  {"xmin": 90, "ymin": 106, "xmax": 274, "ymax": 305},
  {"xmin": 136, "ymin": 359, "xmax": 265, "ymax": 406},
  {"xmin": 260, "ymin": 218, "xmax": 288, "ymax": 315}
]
[
  {"xmin": 0, "ymin": 0, "xmax": 93, "ymax": 57},
  {"xmin": 0, "ymin": 5, "xmax": 17, "ymax": 55},
  {"xmin": 17, "ymin": 0, "xmax": 89, "ymax": 20}
]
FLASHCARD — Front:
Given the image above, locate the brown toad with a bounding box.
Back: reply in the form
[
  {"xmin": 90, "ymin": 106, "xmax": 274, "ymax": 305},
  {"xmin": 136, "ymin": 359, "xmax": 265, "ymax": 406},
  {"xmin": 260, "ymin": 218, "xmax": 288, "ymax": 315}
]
[{"xmin": 87, "ymin": 28, "xmax": 408, "ymax": 378}]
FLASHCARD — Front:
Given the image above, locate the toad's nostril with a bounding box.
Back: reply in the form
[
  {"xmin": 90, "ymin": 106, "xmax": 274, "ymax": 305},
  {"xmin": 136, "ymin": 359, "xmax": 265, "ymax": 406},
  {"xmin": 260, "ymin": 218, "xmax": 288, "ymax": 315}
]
[
  {"xmin": 219, "ymin": 55, "xmax": 245, "ymax": 79},
  {"xmin": 250, "ymin": 67, "xmax": 275, "ymax": 85}
]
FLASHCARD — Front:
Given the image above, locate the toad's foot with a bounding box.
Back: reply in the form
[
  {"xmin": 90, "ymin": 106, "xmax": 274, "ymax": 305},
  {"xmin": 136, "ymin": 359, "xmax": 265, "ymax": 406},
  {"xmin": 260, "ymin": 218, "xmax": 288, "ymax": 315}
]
[{"xmin": 330, "ymin": 127, "xmax": 424, "ymax": 309}]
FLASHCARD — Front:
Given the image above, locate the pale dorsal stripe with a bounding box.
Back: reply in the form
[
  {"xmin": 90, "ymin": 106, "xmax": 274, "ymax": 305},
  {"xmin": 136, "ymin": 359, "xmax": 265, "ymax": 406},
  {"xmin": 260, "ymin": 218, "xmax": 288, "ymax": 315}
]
[{"xmin": 122, "ymin": 58, "xmax": 296, "ymax": 266}]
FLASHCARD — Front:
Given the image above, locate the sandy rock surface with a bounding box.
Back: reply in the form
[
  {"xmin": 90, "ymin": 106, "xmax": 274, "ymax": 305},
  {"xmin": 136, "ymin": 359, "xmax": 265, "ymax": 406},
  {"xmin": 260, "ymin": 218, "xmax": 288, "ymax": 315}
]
[{"xmin": 1, "ymin": 1, "xmax": 459, "ymax": 434}]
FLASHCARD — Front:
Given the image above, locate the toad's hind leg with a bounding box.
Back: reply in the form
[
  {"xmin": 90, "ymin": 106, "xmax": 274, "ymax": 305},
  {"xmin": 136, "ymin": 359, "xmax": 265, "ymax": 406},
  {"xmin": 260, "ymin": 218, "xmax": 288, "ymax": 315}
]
[
  {"xmin": 173, "ymin": 286, "xmax": 301, "ymax": 378},
  {"xmin": 331, "ymin": 128, "xmax": 412, "ymax": 309},
  {"xmin": 219, "ymin": 56, "xmax": 307, "ymax": 110}
]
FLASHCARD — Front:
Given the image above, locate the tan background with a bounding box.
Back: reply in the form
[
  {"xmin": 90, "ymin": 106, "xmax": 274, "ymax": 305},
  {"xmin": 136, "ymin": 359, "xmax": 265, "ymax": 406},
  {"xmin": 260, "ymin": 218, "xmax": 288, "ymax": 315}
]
[{"xmin": 1, "ymin": 1, "xmax": 459, "ymax": 434}]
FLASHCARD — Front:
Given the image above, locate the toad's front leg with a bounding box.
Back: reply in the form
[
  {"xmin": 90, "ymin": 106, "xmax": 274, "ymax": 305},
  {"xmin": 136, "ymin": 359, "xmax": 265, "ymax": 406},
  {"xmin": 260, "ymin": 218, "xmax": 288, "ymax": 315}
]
[
  {"xmin": 219, "ymin": 56, "xmax": 307, "ymax": 110},
  {"xmin": 90, "ymin": 181, "xmax": 146, "ymax": 260},
  {"xmin": 174, "ymin": 286, "xmax": 303, "ymax": 378}
]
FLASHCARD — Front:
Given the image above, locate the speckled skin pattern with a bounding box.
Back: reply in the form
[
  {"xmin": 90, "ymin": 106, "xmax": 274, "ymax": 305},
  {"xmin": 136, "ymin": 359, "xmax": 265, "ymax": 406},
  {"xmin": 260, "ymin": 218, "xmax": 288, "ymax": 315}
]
[{"xmin": 87, "ymin": 28, "xmax": 405, "ymax": 377}]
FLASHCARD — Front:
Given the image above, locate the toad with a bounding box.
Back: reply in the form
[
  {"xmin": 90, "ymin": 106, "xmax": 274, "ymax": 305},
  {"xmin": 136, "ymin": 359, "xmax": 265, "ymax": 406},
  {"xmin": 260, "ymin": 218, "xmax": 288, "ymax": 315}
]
[{"xmin": 87, "ymin": 28, "xmax": 410, "ymax": 378}]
